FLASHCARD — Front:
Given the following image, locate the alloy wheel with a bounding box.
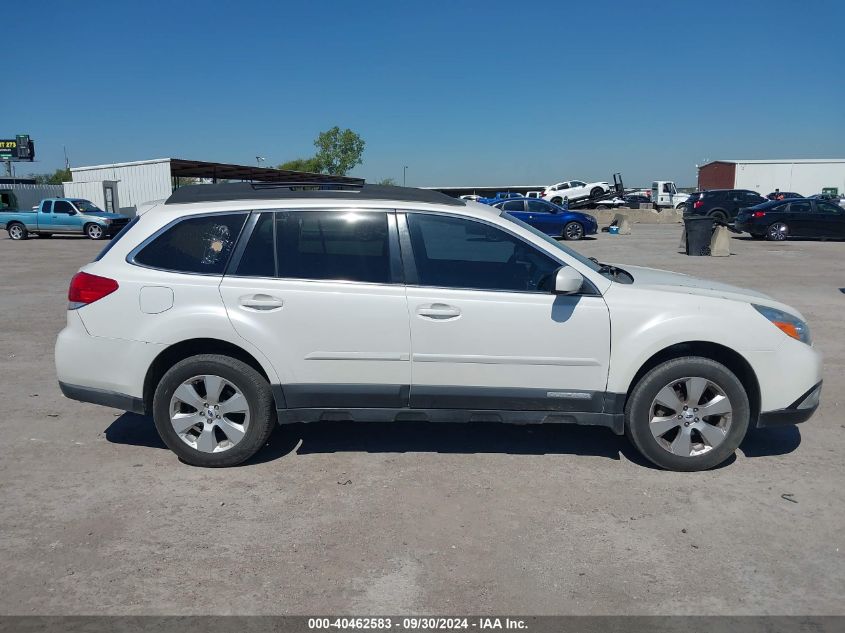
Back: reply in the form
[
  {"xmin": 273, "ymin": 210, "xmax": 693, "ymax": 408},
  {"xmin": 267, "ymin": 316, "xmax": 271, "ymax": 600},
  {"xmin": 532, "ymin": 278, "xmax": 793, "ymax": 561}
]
[
  {"xmin": 564, "ymin": 222, "xmax": 584, "ymax": 240},
  {"xmin": 9, "ymin": 225, "xmax": 23, "ymax": 239},
  {"xmin": 648, "ymin": 376, "xmax": 733, "ymax": 457},
  {"xmin": 767, "ymin": 222, "xmax": 788, "ymax": 241},
  {"xmin": 87, "ymin": 225, "xmax": 103, "ymax": 239},
  {"xmin": 169, "ymin": 375, "xmax": 251, "ymax": 453}
]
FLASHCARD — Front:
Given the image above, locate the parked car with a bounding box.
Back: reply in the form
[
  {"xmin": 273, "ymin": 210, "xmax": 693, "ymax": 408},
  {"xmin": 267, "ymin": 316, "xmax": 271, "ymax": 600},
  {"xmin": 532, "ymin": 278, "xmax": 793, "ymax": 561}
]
[
  {"xmin": 766, "ymin": 191, "xmax": 803, "ymax": 201},
  {"xmin": 525, "ymin": 191, "xmax": 543, "ymax": 199},
  {"xmin": 493, "ymin": 197, "xmax": 598, "ymax": 240},
  {"xmin": 735, "ymin": 198, "xmax": 845, "ymax": 240},
  {"xmin": 1, "ymin": 198, "xmax": 131, "ymax": 240},
  {"xmin": 542, "ymin": 180, "xmax": 611, "ymax": 205},
  {"xmin": 56, "ymin": 182, "xmax": 821, "ymax": 471},
  {"xmin": 684, "ymin": 189, "xmax": 768, "ymax": 222}
]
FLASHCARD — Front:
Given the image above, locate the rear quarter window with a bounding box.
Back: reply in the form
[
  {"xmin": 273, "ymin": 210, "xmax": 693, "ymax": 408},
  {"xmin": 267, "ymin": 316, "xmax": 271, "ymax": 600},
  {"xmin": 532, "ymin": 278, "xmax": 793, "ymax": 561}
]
[{"xmin": 131, "ymin": 213, "xmax": 247, "ymax": 274}]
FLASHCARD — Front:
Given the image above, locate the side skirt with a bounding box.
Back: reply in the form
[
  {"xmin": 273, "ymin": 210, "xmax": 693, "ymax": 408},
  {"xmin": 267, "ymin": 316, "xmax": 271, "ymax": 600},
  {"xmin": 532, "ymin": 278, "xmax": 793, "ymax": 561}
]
[{"xmin": 276, "ymin": 407, "xmax": 625, "ymax": 434}]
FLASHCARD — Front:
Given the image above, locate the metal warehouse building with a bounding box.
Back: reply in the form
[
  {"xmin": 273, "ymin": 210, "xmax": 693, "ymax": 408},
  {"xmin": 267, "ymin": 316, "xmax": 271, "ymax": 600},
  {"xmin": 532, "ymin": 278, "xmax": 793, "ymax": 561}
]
[
  {"xmin": 698, "ymin": 159, "xmax": 845, "ymax": 196},
  {"xmin": 69, "ymin": 158, "xmax": 342, "ymax": 215}
]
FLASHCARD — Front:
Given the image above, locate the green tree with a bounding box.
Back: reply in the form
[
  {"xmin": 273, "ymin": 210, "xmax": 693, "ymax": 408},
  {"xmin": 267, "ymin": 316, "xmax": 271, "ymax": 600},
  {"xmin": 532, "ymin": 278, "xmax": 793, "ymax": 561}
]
[
  {"xmin": 277, "ymin": 157, "xmax": 321, "ymax": 173},
  {"xmin": 377, "ymin": 177, "xmax": 397, "ymax": 186},
  {"xmin": 313, "ymin": 126, "xmax": 365, "ymax": 175},
  {"xmin": 33, "ymin": 168, "xmax": 71, "ymax": 184}
]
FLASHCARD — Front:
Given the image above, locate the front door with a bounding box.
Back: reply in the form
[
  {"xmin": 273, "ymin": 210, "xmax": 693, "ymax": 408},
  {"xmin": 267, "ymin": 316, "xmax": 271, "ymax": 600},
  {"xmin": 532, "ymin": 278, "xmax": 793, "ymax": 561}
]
[
  {"xmin": 51, "ymin": 199, "xmax": 78, "ymax": 232},
  {"xmin": 813, "ymin": 201, "xmax": 845, "ymax": 238},
  {"xmin": 218, "ymin": 210, "xmax": 411, "ymax": 409},
  {"xmin": 400, "ymin": 211, "xmax": 611, "ymax": 412}
]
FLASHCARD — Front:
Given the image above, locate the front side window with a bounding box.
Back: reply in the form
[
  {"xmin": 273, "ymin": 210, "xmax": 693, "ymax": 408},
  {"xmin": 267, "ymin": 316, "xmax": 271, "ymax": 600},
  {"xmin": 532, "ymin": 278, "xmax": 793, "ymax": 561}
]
[
  {"xmin": 527, "ymin": 200, "xmax": 551, "ymax": 213},
  {"xmin": 571, "ymin": 180, "xmax": 586, "ymax": 188},
  {"xmin": 53, "ymin": 200, "xmax": 74, "ymax": 214},
  {"xmin": 276, "ymin": 211, "xmax": 390, "ymax": 284},
  {"xmin": 406, "ymin": 213, "xmax": 560, "ymax": 293},
  {"xmin": 133, "ymin": 213, "xmax": 247, "ymax": 274},
  {"xmin": 817, "ymin": 202, "xmax": 843, "ymax": 215}
]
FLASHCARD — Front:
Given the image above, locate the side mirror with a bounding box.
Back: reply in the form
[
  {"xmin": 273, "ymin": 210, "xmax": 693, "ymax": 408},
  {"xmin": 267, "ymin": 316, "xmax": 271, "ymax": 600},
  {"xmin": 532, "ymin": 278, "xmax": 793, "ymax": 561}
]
[{"xmin": 553, "ymin": 266, "xmax": 583, "ymax": 295}]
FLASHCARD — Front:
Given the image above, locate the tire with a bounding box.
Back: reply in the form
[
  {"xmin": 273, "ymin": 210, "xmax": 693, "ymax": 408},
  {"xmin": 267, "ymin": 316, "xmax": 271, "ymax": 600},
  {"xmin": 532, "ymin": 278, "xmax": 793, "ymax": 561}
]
[
  {"xmin": 551, "ymin": 197, "xmax": 563, "ymax": 206},
  {"xmin": 675, "ymin": 203, "xmax": 686, "ymax": 210},
  {"xmin": 152, "ymin": 354, "xmax": 276, "ymax": 467},
  {"xmin": 710, "ymin": 210, "xmax": 728, "ymax": 222},
  {"xmin": 766, "ymin": 222, "xmax": 788, "ymax": 241},
  {"xmin": 596, "ymin": 204, "xmax": 610, "ymax": 210},
  {"xmin": 562, "ymin": 221, "xmax": 585, "ymax": 241},
  {"xmin": 7, "ymin": 222, "xmax": 28, "ymax": 240},
  {"xmin": 624, "ymin": 357, "xmax": 750, "ymax": 471},
  {"xmin": 85, "ymin": 223, "xmax": 106, "ymax": 240},
  {"xmin": 589, "ymin": 186, "xmax": 604, "ymax": 199}
]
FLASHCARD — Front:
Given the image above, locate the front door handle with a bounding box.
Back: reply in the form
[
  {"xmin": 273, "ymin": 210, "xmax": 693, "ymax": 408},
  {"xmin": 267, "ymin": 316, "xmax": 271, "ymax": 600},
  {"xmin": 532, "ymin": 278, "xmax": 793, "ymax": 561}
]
[
  {"xmin": 239, "ymin": 294, "xmax": 284, "ymax": 311},
  {"xmin": 416, "ymin": 303, "xmax": 461, "ymax": 320}
]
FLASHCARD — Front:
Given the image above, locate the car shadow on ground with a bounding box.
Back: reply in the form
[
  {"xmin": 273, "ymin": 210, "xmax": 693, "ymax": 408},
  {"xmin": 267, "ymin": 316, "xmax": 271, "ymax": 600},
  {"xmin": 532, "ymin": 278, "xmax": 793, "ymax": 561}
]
[{"xmin": 105, "ymin": 413, "xmax": 801, "ymax": 469}]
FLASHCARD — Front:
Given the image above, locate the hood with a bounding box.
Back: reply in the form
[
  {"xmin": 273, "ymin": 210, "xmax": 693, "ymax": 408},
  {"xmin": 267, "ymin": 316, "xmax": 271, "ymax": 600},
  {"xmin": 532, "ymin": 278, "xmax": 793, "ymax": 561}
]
[
  {"xmin": 80, "ymin": 211, "xmax": 129, "ymax": 219},
  {"xmin": 621, "ymin": 265, "xmax": 773, "ymax": 302}
]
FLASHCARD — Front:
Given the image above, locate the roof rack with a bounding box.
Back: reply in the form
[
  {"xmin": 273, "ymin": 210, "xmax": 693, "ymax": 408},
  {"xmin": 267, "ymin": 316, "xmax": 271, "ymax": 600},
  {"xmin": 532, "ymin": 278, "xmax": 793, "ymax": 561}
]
[{"xmin": 165, "ymin": 181, "xmax": 466, "ymax": 207}]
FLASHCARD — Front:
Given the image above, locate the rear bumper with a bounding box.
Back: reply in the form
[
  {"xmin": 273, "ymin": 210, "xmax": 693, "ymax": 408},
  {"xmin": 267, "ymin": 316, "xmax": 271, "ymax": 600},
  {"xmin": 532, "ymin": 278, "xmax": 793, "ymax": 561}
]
[
  {"xmin": 59, "ymin": 382, "xmax": 146, "ymax": 414},
  {"xmin": 756, "ymin": 382, "xmax": 822, "ymax": 428}
]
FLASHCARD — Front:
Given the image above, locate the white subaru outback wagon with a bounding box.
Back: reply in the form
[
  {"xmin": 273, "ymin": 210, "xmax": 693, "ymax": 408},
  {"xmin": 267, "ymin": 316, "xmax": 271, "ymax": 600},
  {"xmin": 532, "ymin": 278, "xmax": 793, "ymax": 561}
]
[{"xmin": 56, "ymin": 182, "xmax": 822, "ymax": 471}]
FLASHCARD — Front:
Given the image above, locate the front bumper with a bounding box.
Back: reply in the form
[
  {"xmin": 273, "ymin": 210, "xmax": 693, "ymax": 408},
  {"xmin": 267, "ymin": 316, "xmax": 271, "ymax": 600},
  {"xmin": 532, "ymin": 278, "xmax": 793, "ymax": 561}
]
[{"xmin": 757, "ymin": 382, "xmax": 822, "ymax": 427}]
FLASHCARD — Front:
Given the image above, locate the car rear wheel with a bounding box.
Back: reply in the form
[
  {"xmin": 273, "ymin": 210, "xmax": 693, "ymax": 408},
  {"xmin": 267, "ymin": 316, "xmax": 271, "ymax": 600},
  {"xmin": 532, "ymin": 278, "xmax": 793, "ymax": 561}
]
[
  {"xmin": 562, "ymin": 221, "xmax": 585, "ymax": 241},
  {"xmin": 625, "ymin": 357, "xmax": 750, "ymax": 471},
  {"xmin": 766, "ymin": 222, "xmax": 789, "ymax": 241},
  {"xmin": 590, "ymin": 186, "xmax": 604, "ymax": 199},
  {"xmin": 152, "ymin": 354, "xmax": 276, "ymax": 467},
  {"xmin": 710, "ymin": 210, "xmax": 728, "ymax": 222},
  {"xmin": 596, "ymin": 204, "xmax": 609, "ymax": 210},
  {"xmin": 85, "ymin": 223, "xmax": 105, "ymax": 240},
  {"xmin": 7, "ymin": 223, "xmax": 28, "ymax": 240},
  {"xmin": 675, "ymin": 202, "xmax": 686, "ymax": 210},
  {"xmin": 551, "ymin": 197, "xmax": 563, "ymax": 206}
]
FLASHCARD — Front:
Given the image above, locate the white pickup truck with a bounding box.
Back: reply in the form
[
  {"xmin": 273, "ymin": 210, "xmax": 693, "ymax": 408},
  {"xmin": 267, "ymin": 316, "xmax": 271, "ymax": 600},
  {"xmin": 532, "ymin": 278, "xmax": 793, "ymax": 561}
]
[{"xmin": 652, "ymin": 181, "xmax": 690, "ymax": 210}]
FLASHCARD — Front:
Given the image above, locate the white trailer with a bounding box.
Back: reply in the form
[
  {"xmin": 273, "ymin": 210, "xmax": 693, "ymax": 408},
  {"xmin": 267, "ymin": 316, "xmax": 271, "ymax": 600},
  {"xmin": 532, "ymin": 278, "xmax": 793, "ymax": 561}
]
[
  {"xmin": 732, "ymin": 160, "xmax": 845, "ymax": 197},
  {"xmin": 62, "ymin": 180, "xmax": 120, "ymax": 213}
]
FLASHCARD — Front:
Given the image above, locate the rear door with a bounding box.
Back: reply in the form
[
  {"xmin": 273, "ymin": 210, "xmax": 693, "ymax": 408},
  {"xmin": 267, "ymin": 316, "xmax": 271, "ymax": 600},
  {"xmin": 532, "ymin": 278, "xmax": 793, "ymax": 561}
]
[
  {"xmin": 784, "ymin": 200, "xmax": 815, "ymax": 236},
  {"xmin": 401, "ymin": 211, "xmax": 610, "ymax": 412},
  {"xmin": 219, "ymin": 209, "xmax": 411, "ymax": 409}
]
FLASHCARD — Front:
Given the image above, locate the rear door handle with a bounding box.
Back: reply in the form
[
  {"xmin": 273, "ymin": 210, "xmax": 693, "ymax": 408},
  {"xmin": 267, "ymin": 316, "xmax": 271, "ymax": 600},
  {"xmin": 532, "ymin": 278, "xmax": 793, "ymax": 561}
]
[
  {"xmin": 239, "ymin": 294, "xmax": 284, "ymax": 311},
  {"xmin": 416, "ymin": 303, "xmax": 461, "ymax": 320}
]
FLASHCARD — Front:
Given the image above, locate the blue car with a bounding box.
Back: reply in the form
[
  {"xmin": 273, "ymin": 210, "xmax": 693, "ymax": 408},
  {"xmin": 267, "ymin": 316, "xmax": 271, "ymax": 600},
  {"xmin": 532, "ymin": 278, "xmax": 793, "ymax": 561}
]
[{"xmin": 493, "ymin": 197, "xmax": 598, "ymax": 240}]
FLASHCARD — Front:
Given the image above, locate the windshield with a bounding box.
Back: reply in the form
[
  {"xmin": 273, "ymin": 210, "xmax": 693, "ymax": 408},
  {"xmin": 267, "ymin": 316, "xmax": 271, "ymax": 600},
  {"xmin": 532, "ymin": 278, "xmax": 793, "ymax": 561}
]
[
  {"xmin": 72, "ymin": 199, "xmax": 104, "ymax": 213},
  {"xmin": 500, "ymin": 211, "xmax": 602, "ymax": 273}
]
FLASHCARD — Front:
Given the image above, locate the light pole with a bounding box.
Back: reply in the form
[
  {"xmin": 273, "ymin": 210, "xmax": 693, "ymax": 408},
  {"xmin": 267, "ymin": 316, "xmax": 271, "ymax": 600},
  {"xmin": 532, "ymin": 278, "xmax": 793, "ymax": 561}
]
[
  {"xmin": 403, "ymin": 165, "xmax": 408, "ymax": 187},
  {"xmin": 256, "ymin": 156, "xmax": 265, "ymax": 168}
]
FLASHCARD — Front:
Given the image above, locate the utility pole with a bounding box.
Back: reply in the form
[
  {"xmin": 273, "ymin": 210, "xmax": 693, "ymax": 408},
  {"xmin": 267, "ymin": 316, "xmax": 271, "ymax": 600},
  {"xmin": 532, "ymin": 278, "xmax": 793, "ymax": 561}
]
[
  {"xmin": 403, "ymin": 165, "xmax": 408, "ymax": 187},
  {"xmin": 64, "ymin": 146, "xmax": 70, "ymax": 170}
]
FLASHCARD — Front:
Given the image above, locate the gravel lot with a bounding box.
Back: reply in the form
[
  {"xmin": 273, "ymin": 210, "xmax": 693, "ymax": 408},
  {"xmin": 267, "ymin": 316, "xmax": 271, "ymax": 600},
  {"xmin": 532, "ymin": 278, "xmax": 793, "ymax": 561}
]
[{"xmin": 1, "ymin": 225, "xmax": 843, "ymax": 615}]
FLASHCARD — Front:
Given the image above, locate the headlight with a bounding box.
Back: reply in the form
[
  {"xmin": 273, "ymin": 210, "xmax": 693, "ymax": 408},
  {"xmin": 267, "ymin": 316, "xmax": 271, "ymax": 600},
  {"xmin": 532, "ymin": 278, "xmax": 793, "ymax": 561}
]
[{"xmin": 753, "ymin": 304, "xmax": 811, "ymax": 345}]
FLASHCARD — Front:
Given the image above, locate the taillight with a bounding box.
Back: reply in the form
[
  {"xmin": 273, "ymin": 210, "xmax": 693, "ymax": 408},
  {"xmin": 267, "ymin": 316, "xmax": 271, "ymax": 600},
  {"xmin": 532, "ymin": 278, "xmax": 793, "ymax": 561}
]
[
  {"xmin": 68, "ymin": 272, "xmax": 119, "ymax": 309},
  {"xmin": 752, "ymin": 211, "xmax": 766, "ymax": 218},
  {"xmin": 693, "ymin": 200, "xmax": 703, "ymax": 209}
]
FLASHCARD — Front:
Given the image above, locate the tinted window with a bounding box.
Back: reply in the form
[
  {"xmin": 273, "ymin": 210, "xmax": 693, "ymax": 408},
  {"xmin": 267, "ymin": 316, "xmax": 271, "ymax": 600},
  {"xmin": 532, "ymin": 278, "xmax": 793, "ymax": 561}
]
[
  {"xmin": 94, "ymin": 216, "xmax": 140, "ymax": 262},
  {"xmin": 234, "ymin": 212, "xmax": 275, "ymax": 277},
  {"xmin": 41, "ymin": 200, "xmax": 52, "ymax": 213},
  {"xmin": 407, "ymin": 213, "xmax": 560, "ymax": 293},
  {"xmin": 501, "ymin": 200, "xmax": 524, "ymax": 212},
  {"xmin": 817, "ymin": 202, "xmax": 843, "ymax": 215},
  {"xmin": 571, "ymin": 181, "xmax": 586, "ymax": 187},
  {"xmin": 276, "ymin": 211, "xmax": 390, "ymax": 284},
  {"xmin": 789, "ymin": 201, "xmax": 812, "ymax": 214},
  {"xmin": 527, "ymin": 200, "xmax": 551, "ymax": 213},
  {"xmin": 54, "ymin": 200, "xmax": 74, "ymax": 214},
  {"xmin": 133, "ymin": 213, "xmax": 246, "ymax": 274}
]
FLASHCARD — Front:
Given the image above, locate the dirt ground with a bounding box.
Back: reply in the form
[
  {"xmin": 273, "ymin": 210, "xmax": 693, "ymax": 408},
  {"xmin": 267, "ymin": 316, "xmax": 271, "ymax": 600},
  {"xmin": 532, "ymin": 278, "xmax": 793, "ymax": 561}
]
[{"xmin": 0, "ymin": 226, "xmax": 843, "ymax": 615}]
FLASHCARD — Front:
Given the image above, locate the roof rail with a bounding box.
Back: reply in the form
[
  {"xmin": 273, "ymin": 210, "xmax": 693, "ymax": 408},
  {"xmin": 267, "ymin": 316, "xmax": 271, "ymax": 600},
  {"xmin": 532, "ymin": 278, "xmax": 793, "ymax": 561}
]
[{"xmin": 165, "ymin": 182, "xmax": 466, "ymax": 206}]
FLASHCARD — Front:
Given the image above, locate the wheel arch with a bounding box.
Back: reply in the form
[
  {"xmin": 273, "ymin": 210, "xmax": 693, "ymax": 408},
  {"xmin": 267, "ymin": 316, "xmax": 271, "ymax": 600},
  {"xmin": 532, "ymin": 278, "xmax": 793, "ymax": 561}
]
[
  {"xmin": 621, "ymin": 341, "xmax": 761, "ymax": 423},
  {"xmin": 143, "ymin": 338, "xmax": 279, "ymax": 414}
]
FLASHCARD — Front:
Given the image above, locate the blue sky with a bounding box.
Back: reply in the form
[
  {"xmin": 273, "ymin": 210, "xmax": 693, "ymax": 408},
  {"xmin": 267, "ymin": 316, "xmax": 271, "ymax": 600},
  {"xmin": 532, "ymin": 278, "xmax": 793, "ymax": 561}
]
[{"xmin": 4, "ymin": 0, "xmax": 844, "ymax": 187}]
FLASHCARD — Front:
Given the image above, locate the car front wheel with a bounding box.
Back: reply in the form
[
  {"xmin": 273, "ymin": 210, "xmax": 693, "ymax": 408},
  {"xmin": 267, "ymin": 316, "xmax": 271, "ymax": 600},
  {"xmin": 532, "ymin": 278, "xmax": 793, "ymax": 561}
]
[
  {"xmin": 624, "ymin": 357, "xmax": 750, "ymax": 471},
  {"xmin": 85, "ymin": 223, "xmax": 106, "ymax": 240},
  {"xmin": 152, "ymin": 354, "xmax": 276, "ymax": 467}
]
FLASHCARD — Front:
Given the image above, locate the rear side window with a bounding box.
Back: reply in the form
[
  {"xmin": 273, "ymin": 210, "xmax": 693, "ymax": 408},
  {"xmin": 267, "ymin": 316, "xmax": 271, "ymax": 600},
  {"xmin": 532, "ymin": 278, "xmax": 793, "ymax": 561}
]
[
  {"xmin": 133, "ymin": 213, "xmax": 247, "ymax": 274},
  {"xmin": 501, "ymin": 200, "xmax": 524, "ymax": 212},
  {"xmin": 276, "ymin": 211, "xmax": 390, "ymax": 284},
  {"xmin": 54, "ymin": 200, "xmax": 74, "ymax": 214},
  {"xmin": 234, "ymin": 212, "xmax": 275, "ymax": 277}
]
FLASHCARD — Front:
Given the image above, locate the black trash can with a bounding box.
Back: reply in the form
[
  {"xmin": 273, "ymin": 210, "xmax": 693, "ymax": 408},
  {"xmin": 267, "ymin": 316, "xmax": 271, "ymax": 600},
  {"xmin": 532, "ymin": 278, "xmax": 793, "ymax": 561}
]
[{"xmin": 683, "ymin": 216, "xmax": 714, "ymax": 256}]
